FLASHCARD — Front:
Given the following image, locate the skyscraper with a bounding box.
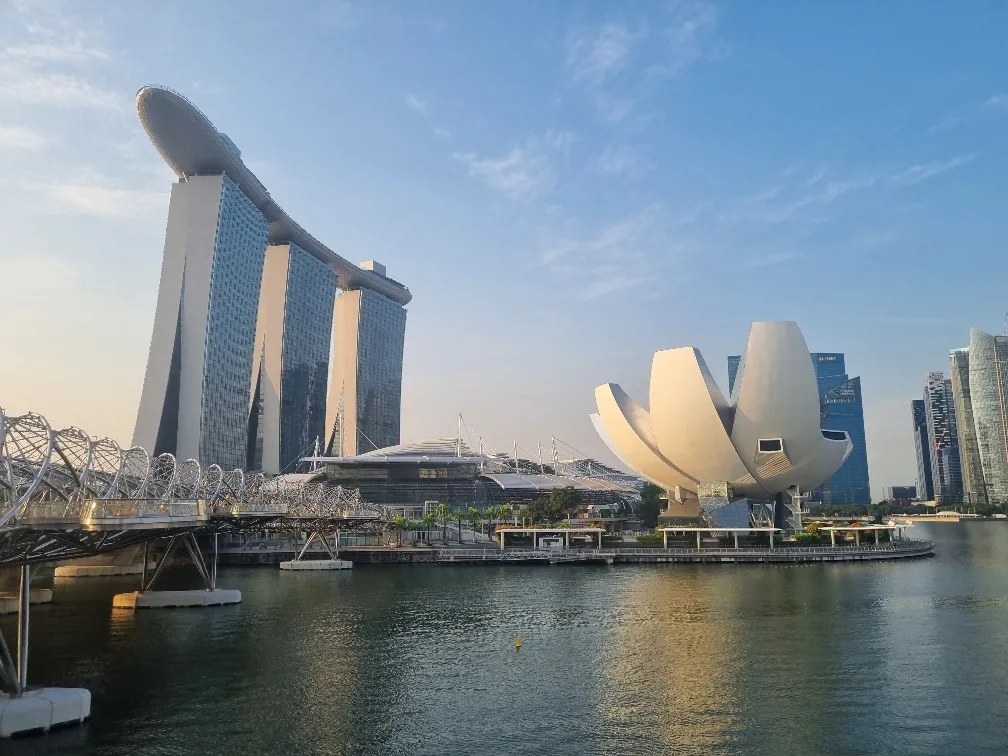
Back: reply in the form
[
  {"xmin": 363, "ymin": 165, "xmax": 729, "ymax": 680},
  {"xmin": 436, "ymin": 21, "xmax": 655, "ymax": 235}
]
[
  {"xmin": 727, "ymin": 351, "xmax": 870, "ymax": 504},
  {"xmin": 967, "ymin": 329, "xmax": 1008, "ymax": 503},
  {"xmin": 325, "ymin": 275, "xmax": 408, "ymax": 456},
  {"xmin": 911, "ymin": 399, "xmax": 934, "ymax": 501},
  {"xmin": 248, "ymin": 243, "xmax": 337, "ymax": 473},
  {"xmin": 132, "ymin": 86, "xmax": 411, "ymax": 472},
  {"xmin": 923, "ymin": 371, "xmax": 963, "ymax": 503},
  {"xmin": 950, "ymin": 348, "xmax": 987, "ymax": 504},
  {"xmin": 133, "ymin": 173, "xmax": 268, "ymax": 469}
]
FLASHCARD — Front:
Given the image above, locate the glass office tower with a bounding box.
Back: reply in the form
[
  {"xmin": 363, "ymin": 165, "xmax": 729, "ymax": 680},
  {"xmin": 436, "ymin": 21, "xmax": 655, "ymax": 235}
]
[
  {"xmin": 911, "ymin": 399, "xmax": 935, "ymax": 500},
  {"xmin": 923, "ymin": 371, "xmax": 963, "ymax": 503},
  {"xmin": 727, "ymin": 351, "xmax": 871, "ymax": 504},
  {"xmin": 950, "ymin": 347, "xmax": 987, "ymax": 504}
]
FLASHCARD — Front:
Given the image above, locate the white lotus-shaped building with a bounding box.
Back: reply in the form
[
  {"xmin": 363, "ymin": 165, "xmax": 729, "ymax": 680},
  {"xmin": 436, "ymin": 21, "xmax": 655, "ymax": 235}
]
[{"xmin": 591, "ymin": 322, "xmax": 853, "ymax": 509}]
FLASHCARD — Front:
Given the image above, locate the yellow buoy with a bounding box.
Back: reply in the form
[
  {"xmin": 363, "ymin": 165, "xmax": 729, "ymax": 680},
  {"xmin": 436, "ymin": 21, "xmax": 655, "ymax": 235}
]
[{"xmin": 515, "ymin": 635, "xmax": 522, "ymax": 650}]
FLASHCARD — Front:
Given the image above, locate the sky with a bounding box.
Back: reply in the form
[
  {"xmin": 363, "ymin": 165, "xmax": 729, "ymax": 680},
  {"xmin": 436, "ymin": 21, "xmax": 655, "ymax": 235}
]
[{"xmin": 1, "ymin": 1, "xmax": 1007, "ymax": 500}]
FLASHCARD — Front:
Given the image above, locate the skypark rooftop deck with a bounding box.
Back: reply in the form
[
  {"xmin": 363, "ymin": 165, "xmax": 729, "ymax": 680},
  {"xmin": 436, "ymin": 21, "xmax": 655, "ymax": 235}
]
[{"xmin": 135, "ymin": 85, "xmax": 410, "ymax": 305}]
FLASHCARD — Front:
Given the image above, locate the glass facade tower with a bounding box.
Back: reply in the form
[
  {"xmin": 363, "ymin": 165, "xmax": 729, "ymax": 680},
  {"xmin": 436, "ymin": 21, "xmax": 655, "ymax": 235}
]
[
  {"xmin": 923, "ymin": 371, "xmax": 963, "ymax": 503},
  {"xmin": 248, "ymin": 243, "xmax": 337, "ymax": 473},
  {"xmin": 912, "ymin": 399, "xmax": 935, "ymax": 500},
  {"xmin": 325, "ymin": 287, "xmax": 408, "ymax": 456},
  {"xmin": 727, "ymin": 351, "xmax": 870, "ymax": 504},
  {"xmin": 967, "ymin": 329, "xmax": 1008, "ymax": 503},
  {"xmin": 134, "ymin": 173, "xmax": 267, "ymax": 470},
  {"xmin": 950, "ymin": 348, "xmax": 987, "ymax": 504}
]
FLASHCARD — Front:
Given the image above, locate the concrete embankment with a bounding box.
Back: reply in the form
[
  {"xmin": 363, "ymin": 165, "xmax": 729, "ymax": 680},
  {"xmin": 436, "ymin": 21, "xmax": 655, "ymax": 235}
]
[{"xmin": 219, "ymin": 547, "xmax": 442, "ymax": 565}]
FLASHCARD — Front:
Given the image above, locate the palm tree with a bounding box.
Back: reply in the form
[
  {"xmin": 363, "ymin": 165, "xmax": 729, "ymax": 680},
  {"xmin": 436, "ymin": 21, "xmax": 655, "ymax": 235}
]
[
  {"xmin": 484, "ymin": 505, "xmax": 498, "ymax": 537},
  {"xmin": 436, "ymin": 503, "xmax": 449, "ymax": 543},
  {"xmin": 392, "ymin": 514, "xmax": 406, "ymax": 547},
  {"xmin": 422, "ymin": 512, "xmax": 436, "ymax": 543},
  {"xmin": 453, "ymin": 509, "xmax": 466, "ymax": 543},
  {"xmin": 499, "ymin": 503, "xmax": 514, "ymax": 526},
  {"xmin": 467, "ymin": 506, "xmax": 481, "ymax": 542}
]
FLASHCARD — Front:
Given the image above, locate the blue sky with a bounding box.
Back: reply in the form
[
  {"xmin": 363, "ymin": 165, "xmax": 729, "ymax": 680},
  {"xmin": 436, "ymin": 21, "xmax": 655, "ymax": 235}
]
[{"xmin": 1, "ymin": 1, "xmax": 1007, "ymax": 498}]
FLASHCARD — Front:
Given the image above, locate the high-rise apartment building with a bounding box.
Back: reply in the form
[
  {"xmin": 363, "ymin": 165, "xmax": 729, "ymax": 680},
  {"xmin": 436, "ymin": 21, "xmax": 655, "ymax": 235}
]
[
  {"xmin": 963, "ymin": 330, "xmax": 1008, "ymax": 503},
  {"xmin": 950, "ymin": 348, "xmax": 987, "ymax": 504},
  {"xmin": 923, "ymin": 372, "xmax": 963, "ymax": 503},
  {"xmin": 727, "ymin": 351, "xmax": 870, "ymax": 504},
  {"xmin": 911, "ymin": 399, "xmax": 935, "ymax": 501},
  {"xmin": 132, "ymin": 86, "xmax": 410, "ymax": 473}
]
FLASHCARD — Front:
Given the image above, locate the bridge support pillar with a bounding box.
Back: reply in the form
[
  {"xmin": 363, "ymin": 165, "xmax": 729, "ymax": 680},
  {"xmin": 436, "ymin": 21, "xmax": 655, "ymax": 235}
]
[
  {"xmin": 113, "ymin": 532, "xmax": 241, "ymax": 610},
  {"xmin": 280, "ymin": 530, "xmax": 351, "ymax": 571}
]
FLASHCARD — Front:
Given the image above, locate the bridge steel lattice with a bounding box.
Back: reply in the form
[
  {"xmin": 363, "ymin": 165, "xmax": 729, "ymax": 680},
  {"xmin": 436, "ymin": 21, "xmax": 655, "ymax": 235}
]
[{"xmin": 0, "ymin": 407, "xmax": 390, "ymax": 566}]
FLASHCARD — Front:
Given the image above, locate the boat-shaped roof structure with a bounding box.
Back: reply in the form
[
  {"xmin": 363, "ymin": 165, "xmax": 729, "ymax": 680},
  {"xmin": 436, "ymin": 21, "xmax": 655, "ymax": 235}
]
[{"xmin": 136, "ymin": 85, "xmax": 411, "ymax": 305}]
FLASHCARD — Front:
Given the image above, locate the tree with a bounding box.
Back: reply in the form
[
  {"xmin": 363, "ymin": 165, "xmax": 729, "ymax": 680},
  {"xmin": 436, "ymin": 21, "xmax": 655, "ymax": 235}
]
[
  {"xmin": 436, "ymin": 503, "xmax": 449, "ymax": 542},
  {"xmin": 453, "ymin": 508, "xmax": 466, "ymax": 543},
  {"xmin": 422, "ymin": 512, "xmax": 436, "ymax": 542},
  {"xmin": 392, "ymin": 514, "xmax": 406, "ymax": 547},
  {"xmin": 498, "ymin": 503, "xmax": 514, "ymax": 525},
  {"xmin": 483, "ymin": 505, "xmax": 497, "ymax": 536},
  {"xmin": 467, "ymin": 506, "xmax": 481, "ymax": 541},
  {"xmin": 638, "ymin": 483, "xmax": 663, "ymax": 529},
  {"xmin": 521, "ymin": 487, "xmax": 582, "ymax": 525}
]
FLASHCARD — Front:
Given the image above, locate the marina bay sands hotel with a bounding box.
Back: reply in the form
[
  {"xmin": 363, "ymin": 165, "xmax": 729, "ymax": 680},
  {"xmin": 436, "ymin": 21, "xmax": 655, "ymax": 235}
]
[{"xmin": 132, "ymin": 86, "xmax": 410, "ymax": 473}]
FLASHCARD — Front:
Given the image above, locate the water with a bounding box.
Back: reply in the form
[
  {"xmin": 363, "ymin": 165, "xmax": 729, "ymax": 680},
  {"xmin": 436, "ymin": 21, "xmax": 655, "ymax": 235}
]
[{"xmin": 7, "ymin": 523, "xmax": 1008, "ymax": 756}]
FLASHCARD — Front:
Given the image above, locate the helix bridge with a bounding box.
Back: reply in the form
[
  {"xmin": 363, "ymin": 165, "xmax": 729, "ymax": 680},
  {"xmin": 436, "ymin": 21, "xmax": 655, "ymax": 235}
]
[{"xmin": 0, "ymin": 407, "xmax": 390, "ymax": 566}]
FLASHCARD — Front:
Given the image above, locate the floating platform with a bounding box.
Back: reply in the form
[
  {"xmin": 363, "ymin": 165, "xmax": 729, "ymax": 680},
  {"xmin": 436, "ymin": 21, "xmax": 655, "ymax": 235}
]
[
  {"xmin": 280, "ymin": 559, "xmax": 353, "ymax": 570},
  {"xmin": 112, "ymin": 589, "xmax": 242, "ymax": 609},
  {"xmin": 0, "ymin": 589, "xmax": 52, "ymax": 615},
  {"xmin": 0, "ymin": 688, "xmax": 91, "ymax": 737},
  {"xmin": 55, "ymin": 561, "xmax": 156, "ymax": 578}
]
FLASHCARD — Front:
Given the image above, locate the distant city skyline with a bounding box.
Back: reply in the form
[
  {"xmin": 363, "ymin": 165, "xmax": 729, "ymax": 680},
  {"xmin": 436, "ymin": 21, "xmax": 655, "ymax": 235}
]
[{"xmin": 3, "ymin": 3, "xmax": 1008, "ymax": 500}]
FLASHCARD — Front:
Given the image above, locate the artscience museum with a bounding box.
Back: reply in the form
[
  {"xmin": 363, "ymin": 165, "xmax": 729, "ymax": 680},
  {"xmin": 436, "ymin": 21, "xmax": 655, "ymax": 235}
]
[{"xmin": 591, "ymin": 321, "xmax": 854, "ymax": 531}]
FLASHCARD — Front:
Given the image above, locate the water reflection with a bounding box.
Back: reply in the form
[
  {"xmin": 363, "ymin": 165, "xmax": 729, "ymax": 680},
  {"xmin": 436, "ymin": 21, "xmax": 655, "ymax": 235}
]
[{"xmin": 4, "ymin": 524, "xmax": 1008, "ymax": 756}]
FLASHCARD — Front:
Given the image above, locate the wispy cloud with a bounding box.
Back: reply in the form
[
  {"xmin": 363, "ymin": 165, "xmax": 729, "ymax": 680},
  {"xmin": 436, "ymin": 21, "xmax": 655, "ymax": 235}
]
[
  {"xmin": 19, "ymin": 174, "xmax": 168, "ymax": 218},
  {"xmin": 743, "ymin": 251, "xmax": 800, "ymax": 270},
  {"xmin": 563, "ymin": 2, "xmax": 720, "ymax": 123},
  {"xmin": 0, "ymin": 5, "xmax": 123, "ymax": 111},
  {"xmin": 454, "ymin": 132, "xmax": 575, "ymax": 200},
  {"xmin": 565, "ymin": 22, "xmax": 642, "ymax": 89},
  {"xmin": 889, "ymin": 155, "xmax": 973, "ymax": 186},
  {"xmin": 454, "ymin": 142, "xmax": 554, "ymax": 200},
  {"xmin": 596, "ymin": 145, "xmax": 652, "ymax": 177},
  {"xmin": 928, "ymin": 94, "xmax": 1008, "ymax": 133},
  {"xmin": 536, "ymin": 204, "xmax": 672, "ymax": 298},
  {"xmin": 404, "ymin": 92, "xmax": 452, "ymax": 139},
  {"xmin": 0, "ymin": 125, "xmax": 48, "ymax": 150},
  {"xmin": 720, "ymin": 175, "xmax": 875, "ymax": 226}
]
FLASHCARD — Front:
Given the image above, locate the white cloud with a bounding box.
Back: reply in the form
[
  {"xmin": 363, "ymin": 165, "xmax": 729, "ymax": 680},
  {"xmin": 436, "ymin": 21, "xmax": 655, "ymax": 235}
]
[
  {"xmin": 5, "ymin": 40, "xmax": 109, "ymax": 64},
  {"xmin": 544, "ymin": 129, "xmax": 576, "ymax": 156},
  {"xmin": 596, "ymin": 145, "xmax": 652, "ymax": 177},
  {"xmin": 743, "ymin": 251, "xmax": 800, "ymax": 270},
  {"xmin": 565, "ymin": 22, "xmax": 641, "ymax": 88},
  {"xmin": 22, "ymin": 174, "xmax": 168, "ymax": 218},
  {"xmin": 563, "ymin": 2, "xmax": 720, "ymax": 123},
  {"xmin": 0, "ymin": 6, "xmax": 123, "ymax": 111},
  {"xmin": 889, "ymin": 156, "xmax": 973, "ymax": 187},
  {"xmin": 0, "ymin": 125, "xmax": 47, "ymax": 150},
  {"xmin": 404, "ymin": 93, "xmax": 452, "ymax": 139},
  {"xmin": 404, "ymin": 93, "xmax": 428, "ymax": 115},
  {"xmin": 0, "ymin": 66, "xmax": 123, "ymax": 110},
  {"xmin": 454, "ymin": 142, "xmax": 554, "ymax": 200}
]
